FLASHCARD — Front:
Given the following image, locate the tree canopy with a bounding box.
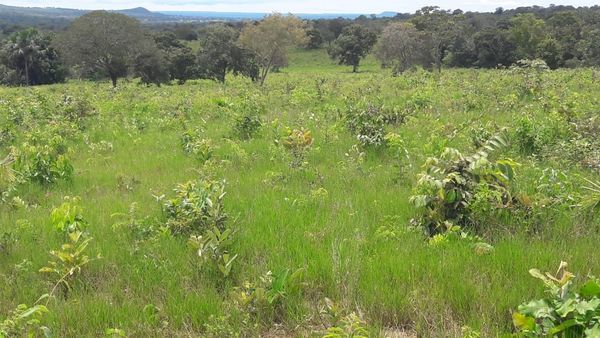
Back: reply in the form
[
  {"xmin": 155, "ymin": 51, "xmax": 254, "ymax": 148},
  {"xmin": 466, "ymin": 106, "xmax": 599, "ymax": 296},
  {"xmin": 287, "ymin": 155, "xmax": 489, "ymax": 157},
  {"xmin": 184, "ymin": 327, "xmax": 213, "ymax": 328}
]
[
  {"xmin": 374, "ymin": 22, "xmax": 421, "ymax": 74},
  {"xmin": 56, "ymin": 11, "xmax": 154, "ymax": 87},
  {"xmin": 239, "ymin": 13, "xmax": 307, "ymax": 85},
  {"xmin": 0, "ymin": 28, "xmax": 66, "ymax": 86},
  {"xmin": 197, "ymin": 24, "xmax": 258, "ymax": 83},
  {"xmin": 328, "ymin": 24, "xmax": 377, "ymax": 72}
]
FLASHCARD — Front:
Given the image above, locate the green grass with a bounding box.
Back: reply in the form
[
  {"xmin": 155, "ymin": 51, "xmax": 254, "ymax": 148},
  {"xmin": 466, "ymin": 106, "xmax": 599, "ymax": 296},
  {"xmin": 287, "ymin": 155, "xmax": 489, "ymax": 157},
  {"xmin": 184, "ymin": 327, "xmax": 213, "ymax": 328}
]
[{"xmin": 1, "ymin": 49, "xmax": 600, "ymax": 337}]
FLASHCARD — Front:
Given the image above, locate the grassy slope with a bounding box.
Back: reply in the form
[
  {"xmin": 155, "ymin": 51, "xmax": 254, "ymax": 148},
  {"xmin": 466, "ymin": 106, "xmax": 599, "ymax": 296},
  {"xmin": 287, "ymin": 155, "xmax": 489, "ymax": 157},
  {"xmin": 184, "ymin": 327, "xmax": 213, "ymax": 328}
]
[{"xmin": 1, "ymin": 49, "xmax": 599, "ymax": 337}]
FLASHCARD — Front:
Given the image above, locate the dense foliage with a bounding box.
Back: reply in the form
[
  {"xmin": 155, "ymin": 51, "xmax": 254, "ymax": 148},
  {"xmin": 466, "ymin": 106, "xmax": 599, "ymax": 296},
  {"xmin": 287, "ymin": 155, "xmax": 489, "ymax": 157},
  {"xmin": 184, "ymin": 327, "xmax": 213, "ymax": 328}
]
[
  {"xmin": 1, "ymin": 5, "xmax": 600, "ymax": 86},
  {"xmin": 0, "ymin": 28, "xmax": 65, "ymax": 86}
]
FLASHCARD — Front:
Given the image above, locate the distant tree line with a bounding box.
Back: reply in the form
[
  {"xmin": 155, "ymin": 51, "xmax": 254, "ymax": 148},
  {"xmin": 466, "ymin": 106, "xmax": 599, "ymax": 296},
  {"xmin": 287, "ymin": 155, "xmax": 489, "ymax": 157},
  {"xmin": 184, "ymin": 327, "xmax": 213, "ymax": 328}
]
[{"xmin": 0, "ymin": 5, "xmax": 599, "ymax": 86}]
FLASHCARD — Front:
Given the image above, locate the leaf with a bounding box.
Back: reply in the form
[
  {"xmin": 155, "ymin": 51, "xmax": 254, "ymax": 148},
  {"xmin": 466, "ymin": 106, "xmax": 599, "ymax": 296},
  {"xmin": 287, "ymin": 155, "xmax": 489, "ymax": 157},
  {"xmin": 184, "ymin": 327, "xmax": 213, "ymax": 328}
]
[
  {"xmin": 271, "ymin": 269, "xmax": 290, "ymax": 293},
  {"xmin": 445, "ymin": 189, "xmax": 457, "ymax": 203},
  {"xmin": 548, "ymin": 319, "xmax": 578, "ymax": 335},
  {"xmin": 529, "ymin": 268, "xmax": 549, "ymax": 282},
  {"xmin": 580, "ymin": 280, "xmax": 600, "ymax": 299},
  {"xmin": 40, "ymin": 326, "xmax": 52, "ymax": 338},
  {"xmin": 574, "ymin": 298, "xmax": 600, "ymax": 315},
  {"xmin": 585, "ymin": 324, "xmax": 600, "ymax": 338},
  {"xmin": 519, "ymin": 299, "xmax": 552, "ymax": 318},
  {"xmin": 512, "ymin": 312, "xmax": 536, "ymax": 331},
  {"xmin": 556, "ymin": 298, "xmax": 577, "ymax": 317},
  {"xmin": 18, "ymin": 305, "xmax": 48, "ymax": 319}
]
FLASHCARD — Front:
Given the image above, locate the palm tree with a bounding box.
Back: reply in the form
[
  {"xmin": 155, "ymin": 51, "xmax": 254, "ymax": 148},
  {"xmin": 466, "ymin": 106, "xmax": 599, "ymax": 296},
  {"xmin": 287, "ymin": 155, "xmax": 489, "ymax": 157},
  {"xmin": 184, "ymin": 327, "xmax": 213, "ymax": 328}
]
[{"xmin": 9, "ymin": 28, "xmax": 38, "ymax": 86}]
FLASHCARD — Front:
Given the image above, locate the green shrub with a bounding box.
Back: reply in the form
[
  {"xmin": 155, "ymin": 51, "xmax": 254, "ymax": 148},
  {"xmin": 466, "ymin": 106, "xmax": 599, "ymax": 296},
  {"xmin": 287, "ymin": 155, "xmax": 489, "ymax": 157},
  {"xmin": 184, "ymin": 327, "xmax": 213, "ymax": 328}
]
[
  {"xmin": 232, "ymin": 97, "xmax": 264, "ymax": 140},
  {"xmin": 345, "ymin": 103, "xmax": 387, "ymax": 147},
  {"xmin": 0, "ymin": 154, "xmax": 17, "ymax": 202},
  {"xmin": 321, "ymin": 298, "xmax": 370, "ymax": 338},
  {"xmin": 409, "ymin": 134, "xmax": 518, "ymax": 235},
  {"xmin": 509, "ymin": 59, "xmax": 549, "ymax": 96},
  {"xmin": 189, "ymin": 227, "xmax": 237, "ymax": 278},
  {"xmin": 0, "ymin": 303, "xmax": 50, "ymax": 338},
  {"xmin": 164, "ymin": 179, "xmax": 227, "ymax": 236},
  {"xmin": 232, "ymin": 268, "xmax": 304, "ymax": 320},
  {"xmin": 513, "ymin": 261, "xmax": 600, "ymax": 337},
  {"xmin": 282, "ymin": 128, "xmax": 313, "ymax": 168},
  {"xmin": 181, "ymin": 128, "xmax": 215, "ymax": 163},
  {"xmin": 56, "ymin": 94, "xmax": 94, "ymax": 121},
  {"xmin": 12, "ymin": 137, "xmax": 73, "ymax": 185},
  {"xmin": 39, "ymin": 231, "xmax": 99, "ymax": 297},
  {"xmin": 50, "ymin": 197, "xmax": 88, "ymax": 235}
]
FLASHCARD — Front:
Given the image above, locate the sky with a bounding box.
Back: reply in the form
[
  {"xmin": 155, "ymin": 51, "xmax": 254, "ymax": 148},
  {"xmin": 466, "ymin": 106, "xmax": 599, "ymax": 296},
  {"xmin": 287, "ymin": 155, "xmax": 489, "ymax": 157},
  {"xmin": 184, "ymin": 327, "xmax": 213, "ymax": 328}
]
[{"xmin": 1, "ymin": 0, "xmax": 598, "ymax": 13}]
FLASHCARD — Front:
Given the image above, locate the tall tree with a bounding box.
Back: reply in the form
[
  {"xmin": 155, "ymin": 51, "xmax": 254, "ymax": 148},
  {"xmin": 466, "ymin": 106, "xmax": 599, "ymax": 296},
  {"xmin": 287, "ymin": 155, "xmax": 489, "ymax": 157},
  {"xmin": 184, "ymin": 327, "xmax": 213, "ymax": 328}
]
[
  {"xmin": 0, "ymin": 28, "xmax": 66, "ymax": 86},
  {"xmin": 509, "ymin": 13, "xmax": 548, "ymax": 59},
  {"xmin": 328, "ymin": 24, "xmax": 377, "ymax": 73},
  {"xmin": 239, "ymin": 13, "xmax": 307, "ymax": 85},
  {"xmin": 536, "ymin": 37, "xmax": 562, "ymax": 69},
  {"xmin": 473, "ymin": 28, "xmax": 517, "ymax": 67},
  {"xmin": 410, "ymin": 6, "xmax": 458, "ymax": 72},
  {"xmin": 154, "ymin": 32, "xmax": 197, "ymax": 84},
  {"xmin": 197, "ymin": 24, "xmax": 258, "ymax": 83},
  {"xmin": 578, "ymin": 28, "xmax": 600, "ymax": 66},
  {"xmin": 374, "ymin": 22, "xmax": 421, "ymax": 74},
  {"xmin": 56, "ymin": 11, "xmax": 153, "ymax": 87},
  {"xmin": 133, "ymin": 43, "xmax": 170, "ymax": 86},
  {"xmin": 305, "ymin": 28, "xmax": 324, "ymax": 49},
  {"xmin": 548, "ymin": 11, "xmax": 582, "ymax": 63}
]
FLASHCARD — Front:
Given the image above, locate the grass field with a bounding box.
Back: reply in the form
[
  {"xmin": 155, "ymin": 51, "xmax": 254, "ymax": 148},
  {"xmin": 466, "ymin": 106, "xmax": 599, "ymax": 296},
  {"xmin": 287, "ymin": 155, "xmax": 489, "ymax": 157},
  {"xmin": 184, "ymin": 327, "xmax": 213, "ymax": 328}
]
[{"xmin": 1, "ymin": 49, "xmax": 600, "ymax": 337}]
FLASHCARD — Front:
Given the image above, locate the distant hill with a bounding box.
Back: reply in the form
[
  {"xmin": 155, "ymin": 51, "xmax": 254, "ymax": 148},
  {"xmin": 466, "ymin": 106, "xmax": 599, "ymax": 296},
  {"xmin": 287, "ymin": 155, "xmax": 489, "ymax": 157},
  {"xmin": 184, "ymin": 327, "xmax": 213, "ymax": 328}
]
[
  {"xmin": 0, "ymin": 4, "xmax": 172, "ymax": 29},
  {"xmin": 0, "ymin": 3, "xmax": 400, "ymax": 28}
]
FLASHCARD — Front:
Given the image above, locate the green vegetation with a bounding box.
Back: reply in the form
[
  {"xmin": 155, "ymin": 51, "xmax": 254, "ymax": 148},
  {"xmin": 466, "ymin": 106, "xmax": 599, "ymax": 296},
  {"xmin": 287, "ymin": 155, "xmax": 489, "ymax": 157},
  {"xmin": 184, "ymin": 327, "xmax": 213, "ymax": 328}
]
[
  {"xmin": 4, "ymin": 5, "xmax": 600, "ymax": 87},
  {"xmin": 0, "ymin": 47, "xmax": 600, "ymax": 337}
]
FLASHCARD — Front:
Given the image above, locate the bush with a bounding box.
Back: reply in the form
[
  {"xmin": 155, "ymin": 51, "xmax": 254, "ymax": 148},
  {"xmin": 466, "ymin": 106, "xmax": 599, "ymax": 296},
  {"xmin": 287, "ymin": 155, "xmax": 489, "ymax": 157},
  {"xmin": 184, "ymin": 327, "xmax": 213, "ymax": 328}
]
[
  {"xmin": 181, "ymin": 128, "xmax": 215, "ymax": 163},
  {"xmin": 39, "ymin": 231, "xmax": 99, "ymax": 297},
  {"xmin": 12, "ymin": 140, "xmax": 73, "ymax": 185},
  {"xmin": 282, "ymin": 128, "xmax": 313, "ymax": 168},
  {"xmin": 509, "ymin": 59, "xmax": 549, "ymax": 96},
  {"xmin": 164, "ymin": 179, "xmax": 227, "ymax": 236},
  {"xmin": 189, "ymin": 227, "xmax": 237, "ymax": 278},
  {"xmin": 346, "ymin": 103, "xmax": 387, "ymax": 147},
  {"xmin": 56, "ymin": 95, "xmax": 94, "ymax": 121},
  {"xmin": 232, "ymin": 97, "xmax": 263, "ymax": 140},
  {"xmin": 409, "ymin": 134, "xmax": 518, "ymax": 236},
  {"xmin": 0, "ymin": 154, "xmax": 17, "ymax": 202},
  {"xmin": 513, "ymin": 261, "xmax": 600, "ymax": 337},
  {"xmin": 0, "ymin": 303, "xmax": 50, "ymax": 337},
  {"xmin": 50, "ymin": 197, "xmax": 88, "ymax": 235}
]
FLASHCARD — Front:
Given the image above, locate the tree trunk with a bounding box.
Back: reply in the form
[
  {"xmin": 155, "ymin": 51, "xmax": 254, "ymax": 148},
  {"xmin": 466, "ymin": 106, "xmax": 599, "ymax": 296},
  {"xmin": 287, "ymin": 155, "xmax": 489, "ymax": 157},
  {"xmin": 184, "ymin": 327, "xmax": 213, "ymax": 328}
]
[
  {"xmin": 259, "ymin": 64, "xmax": 271, "ymax": 86},
  {"xmin": 111, "ymin": 75, "xmax": 118, "ymax": 88},
  {"xmin": 352, "ymin": 63, "xmax": 358, "ymax": 73},
  {"xmin": 24, "ymin": 58, "xmax": 29, "ymax": 86},
  {"xmin": 220, "ymin": 68, "xmax": 226, "ymax": 84}
]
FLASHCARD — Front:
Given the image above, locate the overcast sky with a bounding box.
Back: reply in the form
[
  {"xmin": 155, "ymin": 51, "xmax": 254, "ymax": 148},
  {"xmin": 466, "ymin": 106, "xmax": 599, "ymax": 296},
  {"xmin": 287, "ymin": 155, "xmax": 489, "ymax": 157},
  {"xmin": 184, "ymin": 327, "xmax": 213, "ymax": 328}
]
[{"xmin": 2, "ymin": 0, "xmax": 598, "ymax": 13}]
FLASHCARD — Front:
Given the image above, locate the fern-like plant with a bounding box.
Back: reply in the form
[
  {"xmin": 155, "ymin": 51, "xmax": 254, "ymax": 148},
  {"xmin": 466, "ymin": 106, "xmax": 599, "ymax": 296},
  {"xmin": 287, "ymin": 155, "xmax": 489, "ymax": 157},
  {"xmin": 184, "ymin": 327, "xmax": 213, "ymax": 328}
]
[{"xmin": 409, "ymin": 133, "xmax": 518, "ymax": 235}]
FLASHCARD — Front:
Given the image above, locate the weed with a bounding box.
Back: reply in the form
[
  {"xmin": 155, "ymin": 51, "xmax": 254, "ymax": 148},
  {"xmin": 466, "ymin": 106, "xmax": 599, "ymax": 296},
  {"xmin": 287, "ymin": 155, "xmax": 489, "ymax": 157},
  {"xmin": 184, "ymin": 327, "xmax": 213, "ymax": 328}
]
[
  {"xmin": 39, "ymin": 231, "xmax": 100, "ymax": 298},
  {"xmin": 163, "ymin": 178, "xmax": 227, "ymax": 236},
  {"xmin": 409, "ymin": 133, "xmax": 518, "ymax": 236},
  {"xmin": 513, "ymin": 261, "xmax": 600, "ymax": 336},
  {"xmin": 282, "ymin": 127, "xmax": 313, "ymax": 168},
  {"xmin": 189, "ymin": 227, "xmax": 238, "ymax": 278},
  {"xmin": 0, "ymin": 303, "xmax": 50, "ymax": 338},
  {"xmin": 346, "ymin": 103, "xmax": 387, "ymax": 147},
  {"xmin": 50, "ymin": 196, "xmax": 88, "ymax": 235}
]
